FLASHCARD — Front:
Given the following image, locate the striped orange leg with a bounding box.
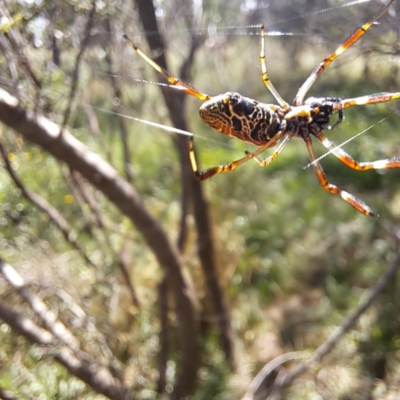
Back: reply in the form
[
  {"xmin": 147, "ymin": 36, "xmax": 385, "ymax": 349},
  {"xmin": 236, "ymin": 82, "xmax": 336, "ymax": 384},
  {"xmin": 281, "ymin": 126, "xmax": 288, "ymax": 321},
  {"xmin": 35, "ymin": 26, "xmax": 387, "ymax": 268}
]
[
  {"xmin": 304, "ymin": 136, "xmax": 377, "ymax": 217},
  {"xmin": 189, "ymin": 133, "xmax": 283, "ymax": 180},
  {"xmin": 332, "ymin": 92, "xmax": 400, "ymax": 110},
  {"xmin": 123, "ymin": 34, "xmax": 211, "ymax": 101},
  {"xmin": 259, "ymin": 26, "xmax": 290, "ymax": 111},
  {"xmin": 315, "ymin": 131, "xmax": 400, "ymax": 170},
  {"xmin": 246, "ymin": 134, "xmax": 291, "ymax": 166},
  {"xmin": 293, "ymin": 0, "xmax": 395, "ymax": 106}
]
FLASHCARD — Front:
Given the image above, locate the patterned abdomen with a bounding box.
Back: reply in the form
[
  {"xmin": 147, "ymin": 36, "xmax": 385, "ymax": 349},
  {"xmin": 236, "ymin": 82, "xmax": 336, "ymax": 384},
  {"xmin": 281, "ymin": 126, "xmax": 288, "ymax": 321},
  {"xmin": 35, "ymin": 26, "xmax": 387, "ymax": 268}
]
[{"xmin": 199, "ymin": 92, "xmax": 282, "ymax": 145}]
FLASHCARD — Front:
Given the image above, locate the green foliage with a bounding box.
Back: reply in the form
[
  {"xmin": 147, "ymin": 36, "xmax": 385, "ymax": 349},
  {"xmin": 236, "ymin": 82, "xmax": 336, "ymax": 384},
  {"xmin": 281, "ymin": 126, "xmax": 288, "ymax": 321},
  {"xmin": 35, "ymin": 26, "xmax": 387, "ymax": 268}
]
[{"xmin": 1, "ymin": 0, "xmax": 400, "ymax": 398}]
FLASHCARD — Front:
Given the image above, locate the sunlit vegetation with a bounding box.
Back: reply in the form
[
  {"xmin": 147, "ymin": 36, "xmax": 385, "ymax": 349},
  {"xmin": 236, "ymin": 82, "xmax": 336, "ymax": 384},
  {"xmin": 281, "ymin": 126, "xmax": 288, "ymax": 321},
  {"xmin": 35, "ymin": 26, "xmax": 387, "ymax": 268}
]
[{"xmin": 1, "ymin": 0, "xmax": 400, "ymax": 399}]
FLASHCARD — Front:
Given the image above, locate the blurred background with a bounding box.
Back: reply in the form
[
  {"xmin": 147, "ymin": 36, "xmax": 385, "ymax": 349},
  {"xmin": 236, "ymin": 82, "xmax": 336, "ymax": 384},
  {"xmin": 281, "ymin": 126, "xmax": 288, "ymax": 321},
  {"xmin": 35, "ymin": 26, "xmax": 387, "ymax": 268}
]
[{"xmin": 1, "ymin": 0, "xmax": 400, "ymax": 398}]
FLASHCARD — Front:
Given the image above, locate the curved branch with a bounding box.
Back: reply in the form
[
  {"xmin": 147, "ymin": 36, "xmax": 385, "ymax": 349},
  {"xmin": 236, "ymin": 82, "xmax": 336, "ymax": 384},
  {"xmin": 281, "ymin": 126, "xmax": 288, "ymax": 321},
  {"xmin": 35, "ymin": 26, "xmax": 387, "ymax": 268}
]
[
  {"xmin": 243, "ymin": 352, "xmax": 303, "ymax": 400},
  {"xmin": 0, "ymin": 87, "xmax": 199, "ymax": 399},
  {"xmin": 0, "ymin": 137, "xmax": 95, "ymax": 268},
  {"xmin": 266, "ymin": 250, "xmax": 400, "ymax": 398},
  {"xmin": 0, "ymin": 299, "xmax": 131, "ymax": 400},
  {"xmin": 0, "ymin": 258, "xmax": 80, "ymax": 351}
]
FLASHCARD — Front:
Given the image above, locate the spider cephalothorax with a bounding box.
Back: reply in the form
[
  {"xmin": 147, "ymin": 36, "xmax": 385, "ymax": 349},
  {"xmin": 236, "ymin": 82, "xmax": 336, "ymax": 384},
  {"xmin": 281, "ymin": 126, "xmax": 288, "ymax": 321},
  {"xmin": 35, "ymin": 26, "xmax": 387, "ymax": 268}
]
[{"xmin": 125, "ymin": 0, "xmax": 400, "ymax": 217}]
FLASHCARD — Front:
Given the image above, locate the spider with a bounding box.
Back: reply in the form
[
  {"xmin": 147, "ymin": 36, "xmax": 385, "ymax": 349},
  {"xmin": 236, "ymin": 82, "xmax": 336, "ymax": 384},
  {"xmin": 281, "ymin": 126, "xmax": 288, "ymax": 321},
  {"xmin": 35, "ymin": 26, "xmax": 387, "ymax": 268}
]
[{"xmin": 124, "ymin": 0, "xmax": 400, "ymax": 217}]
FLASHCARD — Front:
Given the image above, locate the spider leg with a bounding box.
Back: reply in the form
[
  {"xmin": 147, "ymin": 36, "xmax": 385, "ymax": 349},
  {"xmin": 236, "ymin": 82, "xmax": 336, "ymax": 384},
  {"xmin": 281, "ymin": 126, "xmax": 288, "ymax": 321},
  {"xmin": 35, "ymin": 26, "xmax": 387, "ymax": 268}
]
[
  {"xmin": 332, "ymin": 92, "xmax": 400, "ymax": 110},
  {"xmin": 304, "ymin": 136, "xmax": 377, "ymax": 217},
  {"xmin": 260, "ymin": 26, "xmax": 290, "ymax": 111},
  {"xmin": 189, "ymin": 132, "xmax": 283, "ymax": 180},
  {"xmin": 293, "ymin": 0, "xmax": 395, "ymax": 106},
  {"xmin": 124, "ymin": 34, "xmax": 211, "ymax": 101},
  {"xmin": 246, "ymin": 134, "xmax": 291, "ymax": 166},
  {"xmin": 315, "ymin": 131, "xmax": 400, "ymax": 170}
]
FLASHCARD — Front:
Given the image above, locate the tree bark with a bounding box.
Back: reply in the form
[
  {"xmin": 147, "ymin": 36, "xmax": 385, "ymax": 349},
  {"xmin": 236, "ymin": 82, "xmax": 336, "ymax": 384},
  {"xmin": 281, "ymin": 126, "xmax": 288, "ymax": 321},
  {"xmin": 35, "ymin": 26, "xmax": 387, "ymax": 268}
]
[
  {"xmin": 133, "ymin": 0, "xmax": 236, "ymax": 368},
  {"xmin": 0, "ymin": 297, "xmax": 130, "ymax": 400},
  {"xmin": 0, "ymin": 88, "xmax": 199, "ymax": 400}
]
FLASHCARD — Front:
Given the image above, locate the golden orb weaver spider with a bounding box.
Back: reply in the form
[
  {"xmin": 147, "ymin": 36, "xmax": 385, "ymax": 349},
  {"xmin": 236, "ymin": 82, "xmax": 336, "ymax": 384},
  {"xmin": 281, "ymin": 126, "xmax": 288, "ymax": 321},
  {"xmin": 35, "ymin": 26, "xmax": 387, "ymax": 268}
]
[{"xmin": 124, "ymin": 0, "xmax": 400, "ymax": 217}]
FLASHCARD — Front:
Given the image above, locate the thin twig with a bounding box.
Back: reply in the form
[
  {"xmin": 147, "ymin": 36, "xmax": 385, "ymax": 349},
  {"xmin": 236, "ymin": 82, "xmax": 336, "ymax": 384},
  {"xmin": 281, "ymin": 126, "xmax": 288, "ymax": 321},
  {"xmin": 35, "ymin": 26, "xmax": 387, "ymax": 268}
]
[
  {"xmin": 0, "ymin": 33, "xmax": 21, "ymax": 98},
  {"xmin": 48, "ymin": 0, "xmax": 61, "ymax": 67},
  {"xmin": 61, "ymin": 166, "xmax": 108, "ymax": 255},
  {"xmin": 0, "ymin": 1, "xmax": 42, "ymax": 89},
  {"xmin": 0, "ymin": 86, "xmax": 199, "ymax": 400},
  {"xmin": 266, "ymin": 250, "xmax": 400, "ymax": 398},
  {"xmin": 0, "ymin": 137, "xmax": 96, "ymax": 268},
  {"xmin": 71, "ymin": 170, "xmax": 106, "ymax": 230},
  {"xmin": 82, "ymin": 101, "xmax": 114, "ymax": 164},
  {"xmin": 157, "ymin": 276, "xmax": 169, "ymax": 395},
  {"xmin": 131, "ymin": 2, "xmax": 202, "ymax": 395},
  {"xmin": 105, "ymin": 18, "xmax": 133, "ymax": 183},
  {"xmin": 60, "ymin": 0, "xmax": 96, "ymax": 132},
  {"xmin": 118, "ymin": 242, "xmax": 141, "ymax": 308},
  {"xmin": 0, "ymin": 388, "xmax": 16, "ymax": 400},
  {"xmin": 0, "ymin": 297, "xmax": 131, "ymax": 399},
  {"xmin": 0, "ymin": 259, "xmax": 80, "ymax": 351},
  {"xmin": 243, "ymin": 352, "xmax": 303, "ymax": 400}
]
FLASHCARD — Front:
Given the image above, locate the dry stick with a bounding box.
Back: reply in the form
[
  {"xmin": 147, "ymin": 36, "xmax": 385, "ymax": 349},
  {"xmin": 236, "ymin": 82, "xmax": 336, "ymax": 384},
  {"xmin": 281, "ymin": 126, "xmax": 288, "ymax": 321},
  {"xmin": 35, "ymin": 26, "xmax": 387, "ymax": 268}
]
[
  {"xmin": 72, "ymin": 171, "xmax": 105, "ymax": 230},
  {"xmin": 134, "ymin": 0, "xmax": 236, "ymax": 371},
  {"xmin": 62, "ymin": 167, "xmax": 109, "ymax": 256},
  {"xmin": 69, "ymin": 169, "xmax": 141, "ymax": 308},
  {"xmin": 181, "ymin": 12, "xmax": 238, "ymax": 371},
  {"xmin": 0, "ymin": 137, "xmax": 96, "ymax": 268},
  {"xmin": 70, "ymin": 171, "xmax": 141, "ymax": 308},
  {"xmin": 105, "ymin": 18, "xmax": 133, "ymax": 183},
  {"xmin": 82, "ymin": 101, "xmax": 114, "ymax": 165},
  {"xmin": 243, "ymin": 352, "xmax": 303, "ymax": 400},
  {"xmin": 175, "ymin": 36, "xmax": 202, "ymax": 253},
  {"xmin": 54, "ymin": 287, "xmax": 124, "ymax": 374},
  {"xmin": 60, "ymin": 0, "xmax": 96, "ymax": 132},
  {"xmin": 0, "ymin": 33, "xmax": 21, "ymax": 98},
  {"xmin": 132, "ymin": 3, "xmax": 200, "ymax": 396},
  {"xmin": 313, "ymin": 374, "xmax": 337, "ymax": 400},
  {"xmin": 59, "ymin": 167, "xmax": 103, "ymax": 245},
  {"xmin": 265, "ymin": 250, "xmax": 400, "ymax": 399},
  {"xmin": 118, "ymin": 242, "xmax": 141, "ymax": 308},
  {"xmin": 0, "ymin": 388, "xmax": 16, "ymax": 400},
  {"xmin": 0, "ymin": 299, "xmax": 131, "ymax": 400},
  {"xmin": 48, "ymin": 0, "xmax": 61, "ymax": 67},
  {"xmin": 0, "ymin": 1, "xmax": 42, "ymax": 89},
  {"xmin": 157, "ymin": 277, "xmax": 169, "ymax": 395},
  {"xmin": 174, "ymin": 16, "xmax": 203, "ymax": 253},
  {"xmin": 0, "ymin": 259, "xmax": 80, "ymax": 351},
  {"xmin": 183, "ymin": 41, "xmax": 238, "ymax": 370},
  {"xmin": 0, "ymin": 87, "xmax": 199, "ymax": 400}
]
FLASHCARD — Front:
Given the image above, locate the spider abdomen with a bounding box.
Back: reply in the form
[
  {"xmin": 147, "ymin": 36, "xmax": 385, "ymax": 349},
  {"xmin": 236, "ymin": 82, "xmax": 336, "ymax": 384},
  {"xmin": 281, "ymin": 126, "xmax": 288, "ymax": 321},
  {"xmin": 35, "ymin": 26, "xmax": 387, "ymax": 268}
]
[{"xmin": 199, "ymin": 92, "xmax": 282, "ymax": 145}]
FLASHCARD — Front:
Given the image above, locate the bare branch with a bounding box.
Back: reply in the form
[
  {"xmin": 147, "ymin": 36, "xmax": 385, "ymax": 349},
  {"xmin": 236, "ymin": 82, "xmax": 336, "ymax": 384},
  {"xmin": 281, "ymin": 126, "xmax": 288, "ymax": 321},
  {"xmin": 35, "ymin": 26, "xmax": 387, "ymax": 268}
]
[
  {"xmin": 0, "ymin": 298, "xmax": 131, "ymax": 400},
  {"xmin": 71, "ymin": 170, "xmax": 106, "ymax": 230},
  {"xmin": 0, "ymin": 87, "xmax": 199, "ymax": 399},
  {"xmin": 157, "ymin": 276, "xmax": 169, "ymax": 395},
  {"xmin": 131, "ymin": 2, "xmax": 202, "ymax": 393},
  {"xmin": 0, "ymin": 258, "xmax": 80, "ymax": 351},
  {"xmin": 61, "ymin": 0, "xmax": 96, "ymax": 131},
  {"xmin": 266, "ymin": 250, "xmax": 400, "ymax": 398},
  {"xmin": 0, "ymin": 388, "xmax": 16, "ymax": 400},
  {"xmin": 118, "ymin": 242, "xmax": 141, "ymax": 308},
  {"xmin": 0, "ymin": 33, "xmax": 20, "ymax": 98},
  {"xmin": 0, "ymin": 137, "xmax": 96, "ymax": 268},
  {"xmin": 61, "ymin": 166, "xmax": 109, "ymax": 256},
  {"xmin": 243, "ymin": 352, "xmax": 303, "ymax": 400},
  {"xmin": 0, "ymin": 1, "xmax": 42, "ymax": 89},
  {"xmin": 105, "ymin": 18, "xmax": 133, "ymax": 183},
  {"xmin": 82, "ymin": 101, "xmax": 114, "ymax": 164},
  {"xmin": 133, "ymin": 0, "xmax": 236, "ymax": 374}
]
